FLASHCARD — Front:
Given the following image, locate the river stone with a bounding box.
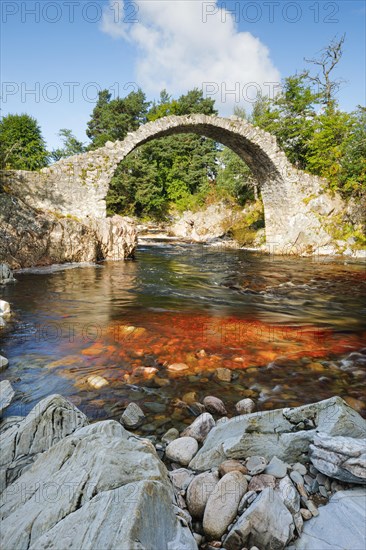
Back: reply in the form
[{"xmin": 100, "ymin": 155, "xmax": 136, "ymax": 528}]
[
  {"xmin": 203, "ymin": 471, "xmax": 248, "ymax": 540},
  {"xmin": 309, "ymin": 432, "xmax": 366, "ymax": 484},
  {"xmin": 162, "ymin": 427, "xmax": 179, "ymax": 444},
  {"xmin": 0, "ymin": 355, "xmax": 9, "ymax": 372},
  {"xmin": 219, "ymin": 459, "xmax": 248, "ymax": 477},
  {"xmin": 248, "ymin": 474, "xmax": 276, "ymax": 492},
  {"xmin": 235, "ymin": 398, "xmax": 255, "ymax": 414},
  {"xmin": 0, "ymin": 264, "xmax": 15, "ymax": 284},
  {"xmin": 181, "ymin": 412, "xmax": 215, "ymax": 442},
  {"xmin": 168, "ymin": 363, "xmax": 189, "ymax": 372},
  {"xmin": 203, "ymin": 396, "xmax": 227, "ymax": 416},
  {"xmin": 292, "ymin": 462, "xmax": 307, "ymax": 476},
  {"xmin": 294, "ymin": 488, "xmax": 366, "ymax": 549},
  {"xmin": 0, "ymin": 394, "xmax": 88, "ymax": 492},
  {"xmin": 186, "ymin": 470, "xmax": 220, "ymax": 518},
  {"xmin": 265, "ymin": 456, "xmax": 288, "ymax": 478},
  {"xmin": 245, "ymin": 456, "xmax": 267, "ymax": 475},
  {"xmin": 214, "ymin": 367, "xmax": 232, "ymax": 382},
  {"xmin": 0, "ymin": 380, "xmax": 14, "ymax": 416},
  {"xmin": 0, "ymin": 420, "xmax": 197, "ymax": 550},
  {"xmin": 87, "ymin": 375, "xmax": 109, "ymax": 389},
  {"xmin": 120, "ymin": 402, "xmax": 145, "ymax": 429},
  {"xmin": 166, "ymin": 437, "xmax": 199, "ymax": 466},
  {"xmin": 189, "ymin": 397, "xmax": 366, "ymax": 471},
  {"xmin": 223, "ymin": 488, "xmax": 295, "ymax": 550},
  {"xmin": 0, "ymin": 299, "xmax": 11, "ymax": 316},
  {"xmin": 169, "ymin": 468, "xmax": 195, "ymax": 493},
  {"xmin": 276, "ymin": 475, "xmax": 301, "ymax": 514},
  {"xmin": 290, "ymin": 470, "xmax": 305, "ymax": 486}
]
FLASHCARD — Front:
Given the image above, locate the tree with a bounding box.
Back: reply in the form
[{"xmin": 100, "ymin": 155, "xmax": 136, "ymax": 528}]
[
  {"xmin": 0, "ymin": 113, "xmax": 48, "ymax": 170},
  {"xmin": 86, "ymin": 89, "xmax": 150, "ymax": 149},
  {"xmin": 304, "ymin": 34, "xmax": 346, "ymax": 108},
  {"xmin": 339, "ymin": 106, "xmax": 366, "ymax": 197},
  {"xmin": 50, "ymin": 129, "xmax": 85, "ymax": 161}
]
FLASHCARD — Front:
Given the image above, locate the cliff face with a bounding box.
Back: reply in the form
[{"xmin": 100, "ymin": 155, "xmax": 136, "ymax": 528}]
[{"xmin": 0, "ymin": 193, "xmax": 137, "ymax": 269}]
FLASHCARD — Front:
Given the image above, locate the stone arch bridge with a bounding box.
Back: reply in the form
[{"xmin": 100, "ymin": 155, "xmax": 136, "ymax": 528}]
[{"xmin": 7, "ymin": 115, "xmax": 340, "ymax": 251}]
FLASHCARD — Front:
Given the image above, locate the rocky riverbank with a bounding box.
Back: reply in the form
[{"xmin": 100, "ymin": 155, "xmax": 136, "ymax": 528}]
[
  {"xmin": 0, "ymin": 193, "xmax": 137, "ymax": 269},
  {"xmin": 0, "ymin": 376, "xmax": 365, "ymax": 550}
]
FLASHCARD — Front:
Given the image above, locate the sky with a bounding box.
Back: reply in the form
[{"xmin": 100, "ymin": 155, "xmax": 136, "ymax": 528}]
[{"xmin": 1, "ymin": 0, "xmax": 365, "ymax": 150}]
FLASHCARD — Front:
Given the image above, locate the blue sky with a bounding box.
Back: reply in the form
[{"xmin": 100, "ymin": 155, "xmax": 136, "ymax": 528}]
[{"xmin": 1, "ymin": 0, "xmax": 365, "ymax": 149}]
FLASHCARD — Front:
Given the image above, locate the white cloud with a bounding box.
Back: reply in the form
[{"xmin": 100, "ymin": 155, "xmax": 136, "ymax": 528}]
[{"xmin": 101, "ymin": 0, "xmax": 281, "ymax": 114}]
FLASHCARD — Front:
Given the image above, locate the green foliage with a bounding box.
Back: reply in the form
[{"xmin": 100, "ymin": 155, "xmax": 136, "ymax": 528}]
[
  {"xmin": 106, "ymin": 88, "xmax": 219, "ymax": 219},
  {"xmin": 225, "ymin": 200, "xmax": 265, "ymax": 246},
  {"xmin": 86, "ymin": 89, "xmax": 150, "ymax": 149},
  {"xmin": 50, "ymin": 129, "xmax": 86, "ymax": 161},
  {"xmin": 0, "ymin": 113, "xmax": 49, "ymax": 170},
  {"xmin": 339, "ymin": 106, "xmax": 366, "ymax": 198}
]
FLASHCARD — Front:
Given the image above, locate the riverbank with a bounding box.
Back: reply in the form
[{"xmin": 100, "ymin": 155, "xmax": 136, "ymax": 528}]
[{"xmin": 1, "ymin": 381, "xmax": 365, "ymax": 549}]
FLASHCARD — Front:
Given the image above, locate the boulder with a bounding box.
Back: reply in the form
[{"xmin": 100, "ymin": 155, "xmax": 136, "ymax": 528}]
[
  {"xmin": 166, "ymin": 437, "xmax": 199, "ymax": 466},
  {"xmin": 203, "ymin": 471, "xmax": 248, "ymax": 539},
  {"xmin": 0, "ymin": 420, "xmax": 197, "ymax": 550},
  {"xmin": 186, "ymin": 470, "xmax": 220, "ymax": 518},
  {"xmin": 223, "ymin": 488, "xmax": 294, "ymax": 550},
  {"xmin": 181, "ymin": 412, "xmax": 215, "ymax": 442},
  {"xmin": 0, "ymin": 380, "xmax": 14, "ymax": 416},
  {"xmin": 294, "ymin": 488, "xmax": 366, "ymax": 549},
  {"xmin": 309, "ymin": 432, "xmax": 366, "ymax": 484},
  {"xmin": 189, "ymin": 397, "xmax": 366, "ymax": 471},
  {"xmin": 0, "ymin": 264, "xmax": 15, "ymax": 284},
  {"xmin": 0, "ymin": 394, "xmax": 88, "ymax": 491},
  {"xmin": 120, "ymin": 402, "xmax": 145, "ymax": 429}
]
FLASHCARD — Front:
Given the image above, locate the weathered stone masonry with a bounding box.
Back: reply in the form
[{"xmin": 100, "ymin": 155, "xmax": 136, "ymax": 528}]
[{"xmin": 2, "ymin": 114, "xmax": 347, "ymax": 252}]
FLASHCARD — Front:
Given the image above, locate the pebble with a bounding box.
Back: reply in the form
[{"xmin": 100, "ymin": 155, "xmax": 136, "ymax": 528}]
[
  {"xmin": 87, "ymin": 375, "xmax": 109, "ymax": 389},
  {"xmin": 181, "ymin": 413, "xmax": 215, "ymax": 442},
  {"xmin": 168, "ymin": 363, "xmax": 189, "ymax": 372},
  {"xmin": 235, "ymin": 397, "xmax": 255, "ymax": 415},
  {"xmin": 165, "ymin": 436, "xmax": 198, "ymax": 466},
  {"xmin": 169, "ymin": 468, "xmax": 195, "ymax": 492},
  {"xmin": 161, "ymin": 427, "xmax": 179, "ymax": 444},
  {"xmin": 0, "ymin": 355, "xmax": 9, "ymax": 372},
  {"xmin": 248, "ymin": 474, "xmax": 276, "ymax": 492},
  {"xmin": 309, "ymin": 465, "xmax": 319, "ymax": 476},
  {"xmin": 300, "ymin": 508, "xmax": 312, "ymax": 520},
  {"xmin": 290, "ymin": 470, "xmax": 304, "ymax": 486},
  {"xmin": 238, "ymin": 490, "xmax": 257, "ymax": 513},
  {"xmin": 143, "ymin": 401, "xmax": 166, "ymax": 413},
  {"xmin": 292, "ymin": 463, "xmax": 307, "ymax": 476},
  {"xmin": 301, "ymin": 497, "xmax": 319, "ymax": 517},
  {"xmin": 218, "ymin": 459, "xmax": 248, "ymax": 477},
  {"xmin": 265, "ymin": 456, "xmax": 287, "ymax": 478},
  {"xmin": 316, "ymin": 472, "xmax": 327, "ymax": 485},
  {"xmin": 186, "ymin": 470, "xmax": 219, "ymax": 518},
  {"xmin": 245, "ymin": 456, "xmax": 267, "ymax": 475},
  {"xmin": 319, "ymin": 485, "xmax": 328, "ymax": 498},
  {"xmin": 182, "ymin": 391, "xmax": 198, "ymax": 405},
  {"xmin": 203, "ymin": 396, "xmax": 227, "ymax": 416},
  {"xmin": 214, "ymin": 368, "xmax": 232, "ymax": 382},
  {"xmin": 304, "ymin": 474, "xmax": 314, "ymax": 486},
  {"xmin": 120, "ymin": 402, "xmax": 145, "ymax": 429},
  {"xmin": 203, "ymin": 471, "xmax": 248, "ymax": 539}
]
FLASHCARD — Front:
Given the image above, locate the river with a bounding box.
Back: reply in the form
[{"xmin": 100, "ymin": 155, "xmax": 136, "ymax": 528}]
[{"xmin": 1, "ymin": 242, "xmax": 365, "ymax": 435}]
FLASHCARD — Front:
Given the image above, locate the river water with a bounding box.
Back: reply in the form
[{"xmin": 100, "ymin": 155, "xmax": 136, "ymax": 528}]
[{"xmin": 1, "ymin": 242, "xmax": 365, "ymax": 435}]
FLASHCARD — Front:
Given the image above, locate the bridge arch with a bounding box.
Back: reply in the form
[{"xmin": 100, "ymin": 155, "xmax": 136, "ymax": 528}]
[{"xmin": 38, "ymin": 114, "xmax": 330, "ymax": 250}]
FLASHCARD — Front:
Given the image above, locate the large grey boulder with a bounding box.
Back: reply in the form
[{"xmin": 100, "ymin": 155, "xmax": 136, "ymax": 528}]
[
  {"xmin": 0, "ymin": 420, "xmax": 197, "ymax": 550},
  {"xmin": 189, "ymin": 397, "xmax": 366, "ymax": 471},
  {"xmin": 224, "ymin": 487, "xmax": 294, "ymax": 550},
  {"xmin": 0, "ymin": 394, "xmax": 88, "ymax": 491},
  {"xmin": 309, "ymin": 432, "xmax": 366, "ymax": 484},
  {"xmin": 0, "ymin": 299, "xmax": 11, "ymax": 316},
  {"xmin": 294, "ymin": 488, "xmax": 366, "ymax": 549},
  {"xmin": 0, "ymin": 380, "xmax": 14, "ymax": 416}
]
